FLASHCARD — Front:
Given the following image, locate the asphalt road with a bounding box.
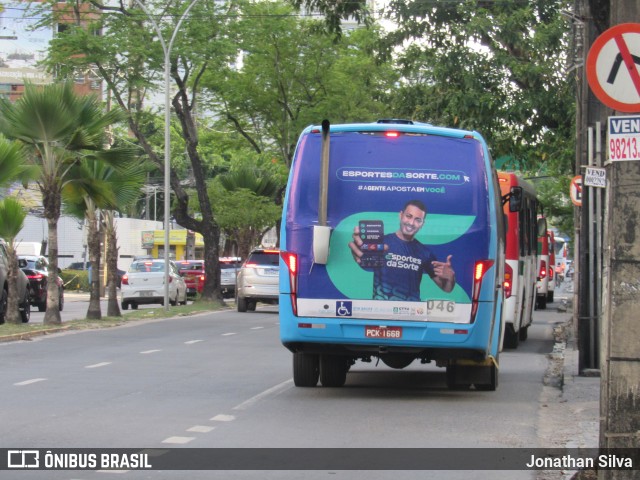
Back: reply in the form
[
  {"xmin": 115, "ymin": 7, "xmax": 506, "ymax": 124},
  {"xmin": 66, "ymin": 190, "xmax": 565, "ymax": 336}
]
[{"xmin": 1, "ymin": 286, "xmax": 580, "ymax": 480}]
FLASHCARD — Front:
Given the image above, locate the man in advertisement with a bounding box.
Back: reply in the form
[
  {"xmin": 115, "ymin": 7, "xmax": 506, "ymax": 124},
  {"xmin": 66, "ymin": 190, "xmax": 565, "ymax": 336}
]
[{"xmin": 348, "ymin": 199, "xmax": 456, "ymax": 301}]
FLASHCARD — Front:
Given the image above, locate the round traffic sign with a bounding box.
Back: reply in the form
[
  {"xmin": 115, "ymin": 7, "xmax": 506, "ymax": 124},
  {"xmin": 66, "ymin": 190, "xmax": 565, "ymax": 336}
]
[
  {"xmin": 586, "ymin": 23, "xmax": 640, "ymax": 113},
  {"xmin": 570, "ymin": 175, "xmax": 582, "ymax": 207}
]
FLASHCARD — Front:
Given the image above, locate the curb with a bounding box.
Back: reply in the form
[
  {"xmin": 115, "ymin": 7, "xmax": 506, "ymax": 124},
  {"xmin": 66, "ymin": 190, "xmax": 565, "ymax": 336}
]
[{"xmin": 0, "ymin": 325, "xmax": 73, "ymax": 343}]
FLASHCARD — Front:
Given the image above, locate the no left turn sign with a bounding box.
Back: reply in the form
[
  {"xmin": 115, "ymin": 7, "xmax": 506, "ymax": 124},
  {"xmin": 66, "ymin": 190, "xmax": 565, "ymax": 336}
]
[
  {"xmin": 570, "ymin": 175, "xmax": 583, "ymax": 207},
  {"xmin": 587, "ymin": 23, "xmax": 640, "ymax": 113}
]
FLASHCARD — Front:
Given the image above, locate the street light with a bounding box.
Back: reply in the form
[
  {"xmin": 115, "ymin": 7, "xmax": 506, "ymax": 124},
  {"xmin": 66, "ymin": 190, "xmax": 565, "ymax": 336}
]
[{"xmin": 132, "ymin": 0, "xmax": 200, "ymax": 310}]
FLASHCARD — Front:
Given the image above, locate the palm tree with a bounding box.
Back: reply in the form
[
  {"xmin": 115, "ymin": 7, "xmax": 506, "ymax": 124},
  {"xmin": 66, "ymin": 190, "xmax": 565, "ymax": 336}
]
[
  {"xmin": 0, "ymin": 136, "xmax": 36, "ymax": 186},
  {"xmin": 0, "ymin": 136, "xmax": 35, "ymax": 325},
  {"xmin": 62, "ymin": 163, "xmax": 116, "ymax": 320},
  {"xmin": 0, "ymin": 197, "xmax": 28, "ymax": 324},
  {"xmin": 63, "ymin": 160, "xmax": 145, "ymax": 318},
  {"xmin": 0, "ymin": 82, "xmax": 131, "ymax": 324}
]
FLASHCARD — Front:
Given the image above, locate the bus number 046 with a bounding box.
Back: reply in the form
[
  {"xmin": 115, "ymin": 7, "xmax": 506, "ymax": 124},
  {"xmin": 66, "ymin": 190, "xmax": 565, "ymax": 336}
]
[{"xmin": 427, "ymin": 300, "xmax": 455, "ymax": 313}]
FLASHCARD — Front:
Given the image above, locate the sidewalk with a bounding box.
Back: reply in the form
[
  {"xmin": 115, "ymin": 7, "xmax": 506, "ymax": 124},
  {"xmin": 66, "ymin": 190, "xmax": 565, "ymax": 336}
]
[{"xmin": 538, "ymin": 283, "xmax": 600, "ymax": 480}]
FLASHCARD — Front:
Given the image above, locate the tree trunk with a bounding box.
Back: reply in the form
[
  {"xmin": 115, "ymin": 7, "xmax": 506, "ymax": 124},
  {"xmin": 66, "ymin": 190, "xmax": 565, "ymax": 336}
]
[
  {"xmin": 44, "ymin": 215, "xmax": 61, "ymax": 324},
  {"xmin": 170, "ymin": 85, "xmax": 225, "ymax": 304},
  {"xmin": 5, "ymin": 246, "xmax": 22, "ymax": 324},
  {"xmin": 105, "ymin": 213, "xmax": 121, "ymax": 317},
  {"xmin": 86, "ymin": 212, "xmax": 102, "ymax": 320}
]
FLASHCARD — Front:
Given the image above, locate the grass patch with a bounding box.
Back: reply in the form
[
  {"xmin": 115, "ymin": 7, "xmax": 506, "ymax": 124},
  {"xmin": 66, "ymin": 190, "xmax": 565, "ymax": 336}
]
[{"xmin": 0, "ymin": 300, "xmax": 229, "ymax": 341}]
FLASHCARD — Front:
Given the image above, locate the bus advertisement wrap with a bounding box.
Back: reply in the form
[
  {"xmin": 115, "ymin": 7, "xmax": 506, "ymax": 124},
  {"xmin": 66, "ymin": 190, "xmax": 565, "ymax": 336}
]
[{"xmin": 285, "ymin": 133, "xmax": 491, "ymax": 322}]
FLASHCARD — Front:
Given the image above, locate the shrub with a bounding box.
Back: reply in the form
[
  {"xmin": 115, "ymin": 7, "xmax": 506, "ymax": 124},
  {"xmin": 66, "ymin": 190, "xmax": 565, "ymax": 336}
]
[{"xmin": 61, "ymin": 269, "xmax": 90, "ymax": 291}]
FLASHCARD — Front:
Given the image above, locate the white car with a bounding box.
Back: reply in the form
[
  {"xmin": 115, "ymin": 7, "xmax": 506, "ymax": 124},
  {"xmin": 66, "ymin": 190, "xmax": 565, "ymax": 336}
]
[{"xmin": 120, "ymin": 259, "xmax": 188, "ymax": 310}]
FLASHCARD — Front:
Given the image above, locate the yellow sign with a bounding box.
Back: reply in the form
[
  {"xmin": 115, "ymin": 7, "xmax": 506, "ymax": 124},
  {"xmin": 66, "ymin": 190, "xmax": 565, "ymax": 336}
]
[{"xmin": 150, "ymin": 230, "xmax": 204, "ymax": 246}]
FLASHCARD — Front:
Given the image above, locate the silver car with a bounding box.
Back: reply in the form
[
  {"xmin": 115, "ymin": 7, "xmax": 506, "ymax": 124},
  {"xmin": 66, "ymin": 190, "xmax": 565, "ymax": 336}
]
[
  {"xmin": 220, "ymin": 256, "xmax": 241, "ymax": 299},
  {"xmin": 236, "ymin": 249, "xmax": 279, "ymax": 312},
  {"xmin": 120, "ymin": 259, "xmax": 188, "ymax": 310}
]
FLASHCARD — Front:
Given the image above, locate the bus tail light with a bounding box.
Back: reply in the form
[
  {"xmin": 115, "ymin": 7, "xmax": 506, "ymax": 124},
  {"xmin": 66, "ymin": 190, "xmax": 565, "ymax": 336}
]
[
  {"xmin": 548, "ymin": 266, "xmax": 554, "ymax": 280},
  {"xmin": 539, "ymin": 260, "xmax": 547, "ymax": 279},
  {"xmin": 471, "ymin": 260, "xmax": 494, "ymax": 322},
  {"xmin": 280, "ymin": 251, "xmax": 299, "ymax": 316},
  {"xmin": 503, "ymin": 264, "xmax": 513, "ymax": 299}
]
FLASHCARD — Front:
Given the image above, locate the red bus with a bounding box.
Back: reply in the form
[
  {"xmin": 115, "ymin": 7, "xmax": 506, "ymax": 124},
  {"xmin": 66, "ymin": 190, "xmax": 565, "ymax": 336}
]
[{"xmin": 498, "ymin": 172, "xmax": 539, "ymax": 349}]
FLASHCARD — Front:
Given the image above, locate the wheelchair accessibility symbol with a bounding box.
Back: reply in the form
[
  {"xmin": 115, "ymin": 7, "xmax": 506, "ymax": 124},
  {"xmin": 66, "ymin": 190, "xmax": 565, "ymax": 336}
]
[{"xmin": 336, "ymin": 301, "xmax": 352, "ymax": 317}]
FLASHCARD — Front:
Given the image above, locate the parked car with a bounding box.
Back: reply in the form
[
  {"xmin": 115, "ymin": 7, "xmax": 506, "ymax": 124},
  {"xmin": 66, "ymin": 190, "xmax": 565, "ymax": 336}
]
[
  {"xmin": 220, "ymin": 257, "xmax": 241, "ymax": 299},
  {"xmin": 18, "ymin": 255, "xmax": 64, "ymax": 312},
  {"xmin": 177, "ymin": 260, "xmax": 205, "ymax": 297},
  {"xmin": 235, "ymin": 249, "xmax": 280, "ymax": 312},
  {"xmin": 120, "ymin": 259, "xmax": 188, "ymax": 310},
  {"xmin": 0, "ymin": 239, "xmax": 32, "ymax": 323}
]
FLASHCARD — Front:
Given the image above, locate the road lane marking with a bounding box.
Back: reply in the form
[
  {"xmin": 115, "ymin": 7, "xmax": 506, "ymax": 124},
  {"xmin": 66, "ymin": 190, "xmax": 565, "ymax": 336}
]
[
  {"xmin": 187, "ymin": 425, "xmax": 215, "ymax": 433},
  {"xmin": 210, "ymin": 414, "xmax": 235, "ymax": 422},
  {"xmin": 221, "ymin": 333, "xmax": 237, "ymax": 336},
  {"xmin": 14, "ymin": 378, "xmax": 46, "ymax": 386},
  {"xmin": 232, "ymin": 380, "xmax": 294, "ymax": 411},
  {"xmin": 184, "ymin": 340, "xmax": 203, "ymax": 345},
  {"xmin": 250, "ymin": 326, "xmax": 264, "ymax": 330},
  {"xmin": 140, "ymin": 349, "xmax": 162, "ymax": 354},
  {"xmin": 85, "ymin": 362, "xmax": 111, "ymax": 369},
  {"xmin": 162, "ymin": 436, "xmax": 195, "ymax": 444}
]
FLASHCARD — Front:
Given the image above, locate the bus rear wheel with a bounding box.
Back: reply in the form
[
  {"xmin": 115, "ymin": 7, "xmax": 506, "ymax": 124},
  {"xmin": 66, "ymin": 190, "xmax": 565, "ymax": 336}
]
[
  {"xmin": 293, "ymin": 353, "xmax": 319, "ymax": 387},
  {"xmin": 319, "ymin": 355, "xmax": 348, "ymax": 387}
]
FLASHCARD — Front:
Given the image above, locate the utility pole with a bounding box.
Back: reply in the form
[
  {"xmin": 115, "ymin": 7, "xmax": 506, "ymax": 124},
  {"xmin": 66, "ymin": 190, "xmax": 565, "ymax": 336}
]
[
  {"xmin": 581, "ymin": 1, "xmax": 640, "ymax": 478},
  {"xmin": 575, "ymin": 0, "xmax": 606, "ymax": 374}
]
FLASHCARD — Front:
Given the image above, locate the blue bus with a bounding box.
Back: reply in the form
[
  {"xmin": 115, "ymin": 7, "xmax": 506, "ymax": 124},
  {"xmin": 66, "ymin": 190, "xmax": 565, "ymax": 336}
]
[{"xmin": 279, "ymin": 120, "xmax": 506, "ymax": 390}]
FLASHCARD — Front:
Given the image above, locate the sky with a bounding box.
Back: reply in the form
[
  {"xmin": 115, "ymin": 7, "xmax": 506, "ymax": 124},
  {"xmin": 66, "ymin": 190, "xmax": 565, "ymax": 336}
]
[{"xmin": 0, "ymin": 2, "xmax": 52, "ymax": 69}]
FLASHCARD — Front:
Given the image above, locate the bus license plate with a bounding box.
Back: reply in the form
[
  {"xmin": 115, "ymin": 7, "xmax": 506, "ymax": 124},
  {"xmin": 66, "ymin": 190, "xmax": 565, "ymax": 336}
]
[{"xmin": 365, "ymin": 326, "xmax": 402, "ymax": 339}]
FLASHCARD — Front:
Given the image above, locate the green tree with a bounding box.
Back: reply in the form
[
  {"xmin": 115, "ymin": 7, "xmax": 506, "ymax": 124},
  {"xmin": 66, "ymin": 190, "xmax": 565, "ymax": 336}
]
[
  {"xmin": 211, "ymin": 164, "xmax": 283, "ymax": 259},
  {"xmin": 0, "ymin": 136, "xmax": 34, "ymax": 325},
  {"xmin": 63, "ymin": 159, "xmax": 144, "ymax": 318},
  {"xmin": 291, "ymin": 0, "xmax": 576, "ymax": 229},
  {"xmin": 0, "ymin": 82, "xmax": 132, "ymax": 324},
  {"xmin": 205, "ymin": 1, "xmax": 396, "ymax": 168},
  {"xmin": 0, "ymin": 197, "xmax": 28, "ymax": 324},
  {"xmin": 35, "ymin": 0, "xmax": 241, "ymax": 303},
  {"xmin": 100, "ymin": 166, "xmax": 147, "ymax": 317}
]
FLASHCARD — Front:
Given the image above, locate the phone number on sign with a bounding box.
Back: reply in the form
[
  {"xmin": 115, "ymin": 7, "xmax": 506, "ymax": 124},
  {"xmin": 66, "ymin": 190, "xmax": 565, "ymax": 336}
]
[{"xmin": 610, "ymin": 136, "xmax": 640, "ymax": 161}]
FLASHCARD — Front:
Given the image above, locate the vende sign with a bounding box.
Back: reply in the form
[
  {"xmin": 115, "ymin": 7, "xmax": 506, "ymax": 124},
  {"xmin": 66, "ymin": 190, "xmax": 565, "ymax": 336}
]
[
  {"xmin": 584, "ymin": 167, "xmax": 606, "ymax": 188},
  {"xmin": 608, "ymin": 115, "xmax": 640, "ymax": 161}
]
